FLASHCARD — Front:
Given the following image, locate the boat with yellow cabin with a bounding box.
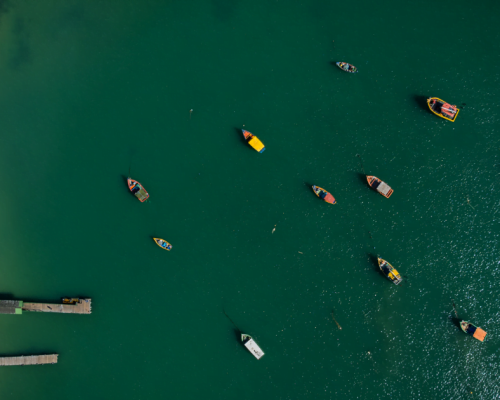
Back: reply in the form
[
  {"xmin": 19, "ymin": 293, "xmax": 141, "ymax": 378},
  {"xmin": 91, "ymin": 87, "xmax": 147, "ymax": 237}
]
[
  {"xmin": 378, "ymin": 258, "xmax": 403, "ymax": 285},
  {"xmin": 242, "ymin": 130, "xmax": 265, "ymax": 153}
]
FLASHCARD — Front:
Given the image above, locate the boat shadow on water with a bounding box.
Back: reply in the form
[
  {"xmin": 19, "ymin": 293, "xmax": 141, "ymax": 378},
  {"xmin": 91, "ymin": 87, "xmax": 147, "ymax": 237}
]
[
  {"xmin": 412, "ymin": 95, "xmax": 430, "ymax": 112},
  {"xmin": 448, "ymin": 315, "xmax": 462, "ymax": 330},
  {"xmin": 367, "ymin": 253, "xmax": 385, "ymax": 279},
  {"xmin": 120, "ymin": 175, "xmax": 131, "ymax": 194},
  {"xmin": 356, "ymin": 172, "xmax": 366, "ymax": 186},
  {"xmin": 232, "ymin": 328, "xmax": 242, "ymax": 342}
]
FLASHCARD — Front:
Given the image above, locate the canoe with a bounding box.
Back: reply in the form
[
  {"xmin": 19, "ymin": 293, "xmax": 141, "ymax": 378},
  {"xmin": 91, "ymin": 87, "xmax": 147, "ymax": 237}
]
[
  {"xmin": 241, "ymin": 334, "xmax": 265, "ymax": 360},
  {"xmin": 312, "ymin": 185, "xmax": 336, "ymax": 204},
  {"xmin": 367, "ymin": 176, "xmax": 393, "ymax": 198},
  {"xmin": 242, "ymin": 130, "xmax": 265, "ymax": 153},
  {"xmin": 427, "ymin": 97, "xmax": 459, "ymax": 122},
  {"xmin": 378, "ymin": 258, "xmax": 403, "ymax": 285},
  {"xmin": 153, "ymin": 237, "xmax": 172, "ymax": 251},
  {"xmin": 336, "ymin": 62, "xmax": 358, "ymax": 73},
  {"xmin": 460, "ymin": 321, "xmax": 487, "ymax": 341},
  {"xmin": 128, "ymin": 178, "xmax": 149, "ymax": 202}
]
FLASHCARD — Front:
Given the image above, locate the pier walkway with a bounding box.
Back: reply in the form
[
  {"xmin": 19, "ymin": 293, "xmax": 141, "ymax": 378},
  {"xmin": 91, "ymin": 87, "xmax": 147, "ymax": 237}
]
[
  {"xmin": 22, "ymin": 298, "xmax": 91, "ymax": 314},
  {"xmin": 0, "ymin": 354, "xmax": 58, "ymax": 366}
]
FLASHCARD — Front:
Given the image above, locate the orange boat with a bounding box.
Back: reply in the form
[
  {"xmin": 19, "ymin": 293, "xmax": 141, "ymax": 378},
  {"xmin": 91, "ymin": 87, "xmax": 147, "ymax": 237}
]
[
  {"xmin": 427, "ymin": 97, "xmax": 459, "ymax": 122},
  {"xmin": 312, "ymin": 185, "xmax": 336, "ymax": 204},
  {"xmin": 460, "ymin": 321, "xmax": 487, "ymax": 342},
  {"xmin": 366, "ymin": 176, "xmax": 393, "ymax": 198},
  {"xmin": 128, "ymin": 178, "xmax": 149, "ymax": 202}
]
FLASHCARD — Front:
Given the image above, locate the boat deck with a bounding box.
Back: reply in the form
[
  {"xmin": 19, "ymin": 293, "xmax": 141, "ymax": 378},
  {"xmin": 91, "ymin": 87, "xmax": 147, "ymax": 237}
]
[
  {"xmin": 135, "ymin": 188, "xmax": 149, "ymax": 201},
  {"xmin": 22, "ymin": 298, "xmax": 91, "ymax": 314},
  {"xmin": 0, "ymin": 354, "xmax": 58, "ymax": 366}
]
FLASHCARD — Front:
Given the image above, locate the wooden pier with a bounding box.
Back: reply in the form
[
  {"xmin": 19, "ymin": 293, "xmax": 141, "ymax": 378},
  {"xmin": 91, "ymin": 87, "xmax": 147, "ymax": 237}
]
[
  {"xmin": 0, "ymin": 354, "xmax": 58, "ymax": 366},
  {"xmin": 22, "ymin": 298, "xmax": 91, "ymax": 314}
]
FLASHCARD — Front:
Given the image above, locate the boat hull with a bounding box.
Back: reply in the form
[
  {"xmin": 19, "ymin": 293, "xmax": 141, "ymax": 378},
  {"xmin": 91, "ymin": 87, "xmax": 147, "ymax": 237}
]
[
  {"xmin": 312, "ymin": 185, "xmax": 336, "ymax": 204},
  {"xmin": 427, "ymin": 97, "xmax": 459, "ymax": 122},
  {"xmin": 242, "ymin": 130, "xmax": 265, "ymax": 153},
  {"xmin": 241, "ymin": 334, "xmax": 265, "ymax": 360},
  {"xmin": 128, "ymin": 178, "xmax": 149, "ymax": 202},
  {"xmin": 378, "ymin": 258, "xmax": 403, "ymax": 285},
  {"xmin": 460, "ymin": 321, "xmax": 487, "ymax": 341},
  {"xmin": 153, "ymin": 237, "xmax": 172, "ymax": 251},
  {"xmin": 336, "ymin": 62, "xmax": 358, "ymax": 73},
  {"xmin": 366, "ymin": 176, "xmax": 393, "ymax": 198}
]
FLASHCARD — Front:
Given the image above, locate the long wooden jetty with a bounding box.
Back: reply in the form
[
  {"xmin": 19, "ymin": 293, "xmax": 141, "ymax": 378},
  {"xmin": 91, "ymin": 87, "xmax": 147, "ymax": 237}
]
[
  {"xmin": 0, "ymin": 354, "xmax": 58, "ymax": 366},
  {"xmin": 22, "ymin": 298, "xmax": 91, "ymax": 314}
]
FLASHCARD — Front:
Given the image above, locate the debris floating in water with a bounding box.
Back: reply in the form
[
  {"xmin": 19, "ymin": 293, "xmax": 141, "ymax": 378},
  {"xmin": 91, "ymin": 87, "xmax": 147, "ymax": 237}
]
[
  {"xmin": 272, "ymin": 225, "xmax": 276, "ymax": 234},
  {"xmin": 331, "ymin": 312, "xmax": 342, "ymax": 330},
  {"xmin": 298, "ymin": 251, "xmax": 303, "ymax": 254}
]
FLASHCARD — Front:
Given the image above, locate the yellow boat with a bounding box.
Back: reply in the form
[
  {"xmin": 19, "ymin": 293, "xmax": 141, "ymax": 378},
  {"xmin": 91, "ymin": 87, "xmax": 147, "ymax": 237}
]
[
  {"xmin": 62, "ymin": 298, "xmax": 79, "ymax": 304},
  {"xmin": 427, "ymin": 97, "xmax": 459, "ymax": 122},
  {"xmin": 242, "ymin": 130, "xmax": 265, "ymax": 153},
  {"xmin": 378, "ymin": 258, "xmax": 403, "ymax": 285},
  {"xmin": 154, "ymin": 237, "xmax": 172, "ymax": 251}
]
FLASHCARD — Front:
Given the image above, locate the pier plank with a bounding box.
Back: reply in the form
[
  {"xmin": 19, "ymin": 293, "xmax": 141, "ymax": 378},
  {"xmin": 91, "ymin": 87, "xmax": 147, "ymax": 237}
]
[
  {"xmin": 22, "ymin": 298, "xmax": 91, "ymax": 314},
  {"xmin": 0, "ymin": 354, "xmax": 58, "ymax": 366}
]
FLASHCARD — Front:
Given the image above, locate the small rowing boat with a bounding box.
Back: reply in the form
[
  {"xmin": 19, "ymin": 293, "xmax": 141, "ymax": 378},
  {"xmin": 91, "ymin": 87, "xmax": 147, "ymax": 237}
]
[
  {"xmin": 427, "ymin": 97, "xmax": 459, "ymax": 122},
  {"xmin": 128, "ymin": 178, "xmax": 149, "ymax": 202},
  {"xmin": 367, "ymin": 176, "xmax": 393, "ymax": 198},
  {"xmin": 460, "ymin": 321, "xmax": 487, "ymax": 341},
  {"xmin": 153, "ymin": 238, "xmax": 172, "ymax": 251},
  {"xmin": 241, "ymin": 334, "xmax": 265, "ymax": 360},
  {"xmin": 336, "ymin": 62, "xmax": 358, "ymax": 73},
  {"xmin": 378, "ymin": 258, "xmax": 403, "ymax": 285},
  {"xmin": 312, "ymin": 185, "xmax": 336, "ymax": 204},
  {"xmin": 242, "ymin": 130, "xmax": 265, "ymax": 153}
]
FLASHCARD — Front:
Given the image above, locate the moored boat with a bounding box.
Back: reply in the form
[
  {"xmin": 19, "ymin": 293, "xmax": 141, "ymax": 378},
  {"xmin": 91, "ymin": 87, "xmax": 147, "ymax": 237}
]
[
  {"xmin": 336, "ymin": 62, "xmax": 358, "ymax": 73},
  {"xmin": 62, "ymin": 298, "xmax": 79, "ymax": 304},
  {"xmin": 128, "ymin": 178, "xmax": 149, "ymax": 202},
  {"xmin": 241, "ymin": 334, "xmax": 265, "ymax": 360},
  {"xmin": 312, "ymin": 185, "xmax": 336, "ymax": 204},
  {"xmin": 153, "ymin": 237, "xmax": 172, "ymax": 251},
  {"xmin": 367, "ymin": 176, "xmax": 393, "ymax": 198},
  {"xmin": 460, "ymin": 321, "xmax": 487, "ymax": 341},
  {"xmin": 242, "ymin": 130, "xmax": 265, "ymax": 153},
  {"xmin": 378, "ymin": 258, "xmax": 403, "ymax": 285},
  {"xmin": 427, "ymin": 97, "xmax": 459, "ymax": 122}
]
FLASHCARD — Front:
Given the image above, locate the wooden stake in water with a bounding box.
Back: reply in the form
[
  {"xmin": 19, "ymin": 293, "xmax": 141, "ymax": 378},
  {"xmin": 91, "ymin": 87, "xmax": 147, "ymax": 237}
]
[
  {"xmin": 467, "ymin": 197, "xmax": 475, "ymax": 209},
  {"xmin": 331, "ymin": 312, "xmax": 342, "ymax": 330},
  {"xmin": 189, "ymin": 109, "xmax": 193, "ymax": 119}
]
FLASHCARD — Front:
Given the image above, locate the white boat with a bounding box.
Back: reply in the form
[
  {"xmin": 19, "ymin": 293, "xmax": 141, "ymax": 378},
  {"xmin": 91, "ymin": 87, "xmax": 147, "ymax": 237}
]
[{"xmin": 241, "ymin": 334, "xmax": 264, "ymax": 360}]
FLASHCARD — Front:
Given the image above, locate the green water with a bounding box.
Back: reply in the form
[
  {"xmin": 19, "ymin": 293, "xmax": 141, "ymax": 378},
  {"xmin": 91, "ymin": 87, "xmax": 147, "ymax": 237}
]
[{"xmin": 0, "ymin": 1, "xmax": 499, "ymax": 399}]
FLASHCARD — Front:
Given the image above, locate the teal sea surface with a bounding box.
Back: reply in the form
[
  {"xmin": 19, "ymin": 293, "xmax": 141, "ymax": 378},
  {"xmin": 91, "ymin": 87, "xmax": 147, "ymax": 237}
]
[{"xmin": 0, "ymin": 1, "xmax": 499, "ymax": 399}]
